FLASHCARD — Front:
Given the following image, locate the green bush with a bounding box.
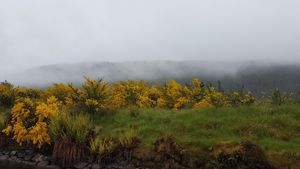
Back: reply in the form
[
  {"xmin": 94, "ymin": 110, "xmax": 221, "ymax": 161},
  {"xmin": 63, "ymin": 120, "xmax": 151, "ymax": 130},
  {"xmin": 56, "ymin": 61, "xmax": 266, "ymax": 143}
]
[
  {"xmin": 90, "ymin": 136, "xmax": 118, "ymax": 154},
  {"xmin": 0, "ymin": 114, "xmax": 6, "ymax": 131},
  {"xmin": 0, "ymin": 81, "xmax": 15, "ymax": 107},
  {"xmin": 49, "ymin": 113, "xmax": 94, "ymax": 143},
  {"xmin": 270, "ymin": 88, "xmax": 293, "ymax": 105},
  {"xmin": 118, "ymin": 128, "xmax": 139, "ymax": 148}
]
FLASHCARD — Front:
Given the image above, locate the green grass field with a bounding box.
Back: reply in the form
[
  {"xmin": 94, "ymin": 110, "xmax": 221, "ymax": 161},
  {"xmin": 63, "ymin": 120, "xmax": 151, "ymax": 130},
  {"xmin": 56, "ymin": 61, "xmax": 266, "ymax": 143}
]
[
  {"xmin": 91, "ymin": 105, "xmax": 300, "ymax": 153},
  {"xmin": 1, "ymin": 105, "xmax": 300, "ymax": 153}
]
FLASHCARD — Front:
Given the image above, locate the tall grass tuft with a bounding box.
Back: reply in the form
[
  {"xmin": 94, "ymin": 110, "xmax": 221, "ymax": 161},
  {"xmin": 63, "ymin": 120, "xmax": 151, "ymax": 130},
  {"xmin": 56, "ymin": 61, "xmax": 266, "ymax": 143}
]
[
  {"xmin": 0, "ymin": 114, "xmax": 5, "ymax": 131},
  {"xmin": 0, "ymin": 113, "xmax": 8, "ymax": 147},
  {"xmin": 50, "ymin": 113, "xmax": 94, "ymax": 167},
  {"xmin": 49, "ymin": 113, "xmax": 94, "ymax": 143}
]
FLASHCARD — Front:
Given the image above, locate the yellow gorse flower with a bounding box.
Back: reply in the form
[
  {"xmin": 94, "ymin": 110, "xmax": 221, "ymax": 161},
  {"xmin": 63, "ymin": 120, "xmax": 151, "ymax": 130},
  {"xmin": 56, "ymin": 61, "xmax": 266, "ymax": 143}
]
[{"xmin": 3, "ymin": 96, "xmax": 60, "ymax": 148}]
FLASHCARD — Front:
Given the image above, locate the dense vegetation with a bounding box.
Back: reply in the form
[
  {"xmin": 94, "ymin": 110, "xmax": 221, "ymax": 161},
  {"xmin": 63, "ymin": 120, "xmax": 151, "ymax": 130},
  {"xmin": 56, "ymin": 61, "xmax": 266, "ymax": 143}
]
[{"xmin": 0, "ymin": 78, "xmax": 299, "ymax": 168}]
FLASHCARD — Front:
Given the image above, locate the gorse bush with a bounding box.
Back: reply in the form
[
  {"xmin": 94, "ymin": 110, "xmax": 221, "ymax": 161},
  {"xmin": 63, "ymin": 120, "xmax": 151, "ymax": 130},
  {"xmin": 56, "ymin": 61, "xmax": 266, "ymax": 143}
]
[
  {"xmin": 46, "ymin": 78, "xmax": 111, "ymax": 114},
  {"xmin": 229, "ymin": 91, "xmax": 257, "ymax": 106},
  {"xmin": 15, "ymin": 87, "xmax": 42, "ymax": 100},
  {"xmin": 2, "ymin": 77, "xmax": 298, "ymax": 112},
  {"xmin": 111, "ymin": 80, "xmax": 151, "ymax": 108},
  {"xmin": 81, "ymin": 77, "xmax": 111, "ymax": 113},
  {"xmin": 49, "ymin": 113, "xmax": 94, "ymax": 144},
  {"xmin": 44, "ymin": 83, "xmax": 74, "ymax": 103},
  {"xmin": 3, "ymin": 96, "xmax": 60, "ymax": 148},
  {"xmin": 1, "ymin": 78, "xmax": 270, "ymax": 113}
]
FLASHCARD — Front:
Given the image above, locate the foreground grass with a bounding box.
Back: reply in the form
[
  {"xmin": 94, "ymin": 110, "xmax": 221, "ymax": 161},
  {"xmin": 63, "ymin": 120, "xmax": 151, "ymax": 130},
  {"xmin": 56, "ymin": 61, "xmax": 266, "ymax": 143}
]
[
  {"xmin": 0, "ymin": 107, "xmax": 9, "ymax": 130},
  {"xmin": 91, "ymin": 105, "xmax": 300, "ymax": 153}
]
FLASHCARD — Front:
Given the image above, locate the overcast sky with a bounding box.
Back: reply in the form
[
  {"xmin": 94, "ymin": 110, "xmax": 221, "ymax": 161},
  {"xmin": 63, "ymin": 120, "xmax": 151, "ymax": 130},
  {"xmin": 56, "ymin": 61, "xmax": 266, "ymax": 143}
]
[{"xmin": 1, "ymin": 0, "xmax": 300, "ymax": 73}]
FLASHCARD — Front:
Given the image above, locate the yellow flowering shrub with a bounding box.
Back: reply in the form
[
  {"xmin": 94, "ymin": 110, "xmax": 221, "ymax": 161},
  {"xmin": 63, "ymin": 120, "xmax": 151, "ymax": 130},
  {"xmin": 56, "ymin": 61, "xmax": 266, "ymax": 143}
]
[
  {"xmin": 111, "ymin": 80, "xmax": 150, "ymax": 108},
  {"xmin": 36, "ymin": 96, "xmax": 60, "ymax": 121},
  {"xmin": 229, "ymin": 91, "xmax": 256, "ymax": 106},
  {"xmin": 59, "ymin": 78, "xmax": 111, "ymax": 113},
  {"xmin": 230, "ymin": 91, "xmax": 243, "ymax": 106},
  {"xmin": 204, "ymin": 86, "xmax": 230, "ymax": 107},
  {"xmin": 242, "ymin": 91, "xmax": 256, "ymax": 105},
  {"xmin": 15, "ymin": 87, "xmax": 42, "ymax": 100},
  {"xmin": 189, "ymin": 78, "xmax": 205, "ymax": 102},
  {"xmin": 43, "ymin": 83, "xmax": 73, "ymax": 103},
  {"xmin": 173, "ymin": 97, "xmax": 190, "ymax": 110},
  {"xmin": 193, "ymin": 99, "xmax": 212, "ymax": 109},
  {"xmin": 3, "ymin": 96, "xmax": 60, "ymax": 148},
  {"xmin": 137, "ymin": 95, "xmax": 152, "ymax": 108},
  {"xmin": 80, "ymin": 77, "xmax": 111, "ymax": 113},
  {"xmin": 137, "ymin": 85, "xmax": 162, "ymax": 108},
  {"xmin": 28, "ymin": 122, "xmax": 51, "ymax": 147},
  {"xmin": 159, "ymin": 80, "xmax": 190, "ymax": 109},
  {"xmin": 111, "ymin": 83, "xmax": 126, "ymax": 108}
]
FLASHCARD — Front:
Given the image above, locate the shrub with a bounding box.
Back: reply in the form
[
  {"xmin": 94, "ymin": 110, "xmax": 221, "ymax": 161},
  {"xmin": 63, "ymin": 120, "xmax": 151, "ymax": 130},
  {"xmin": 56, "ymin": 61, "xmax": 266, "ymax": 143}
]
[
  {"xmin": 0, "ymin": 114, "xmax": 5, "ymax": 132},
  {"xmin": 203, "ymin": 85, "xmax": 230, "ymax": 107},
  {"xmin": 90, "ymin": 136, "xmax": 119, "ymax": 164},
  {"xmin": 229, "ymin": 91, "xmax": 256, "ymax": 106},
  {"xmin": 270, "ymin": 88, "xmax": 292, "ymax": 106},
  {"xmin": 158, "ymin": 80, "xmax": 191, "ymax": 110},
  {"xmin": 89, "ymin": 128, "xmax": 140, "ymax": 163},
  {"xmin": 111, "ymin": 80, "xmax": 151, "ymax": 108},
  {"xmin": 15, "ymin": 87, "xmax": 42, "ymax": 100},
  {"xmin": 63, "ymin": 78, "xmax": 111, "ymax": 114},
  {"xmin": 2, "ymin": 96, "xmax": 60, "ymax": 148},
  {"xmin": 49, "ymin": 113, "xmax": 93, "ymax": 144},
  {"xmin": 0, "ymin": 113, "xmax": 7, "ymax": 147},
  {"xmin": 90, "ymin": 136, "xmax": 118, "ymax": 155},
  {"xmin": 50, "ymin": 113, "xmax": 94, "ymax": 167},
  {"xmin": 43, "ymin": 83, "xmax": 74, "ymax": 103},
  {"xmin": 118, "ymin": 128, "xmax": 139, "ymax": 149}
]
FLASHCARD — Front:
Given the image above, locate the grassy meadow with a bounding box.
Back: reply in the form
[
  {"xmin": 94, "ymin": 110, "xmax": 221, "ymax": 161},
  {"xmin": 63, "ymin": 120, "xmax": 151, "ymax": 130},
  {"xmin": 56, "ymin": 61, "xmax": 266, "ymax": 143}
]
[
  {"xmin": 90, "ymin": 105, "xmax": 300, "ymax": 153},
  {"xmin": 1, "ymin": 104, "xmax": 300, "ymax": 153}
]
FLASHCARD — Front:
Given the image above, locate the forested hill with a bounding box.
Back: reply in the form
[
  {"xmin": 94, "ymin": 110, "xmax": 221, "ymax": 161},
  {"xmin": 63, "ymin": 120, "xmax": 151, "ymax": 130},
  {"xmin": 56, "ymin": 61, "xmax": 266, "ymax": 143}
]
[{"xmin": 3, "ymin": 60, "xmax": 300, "ymax": 93}]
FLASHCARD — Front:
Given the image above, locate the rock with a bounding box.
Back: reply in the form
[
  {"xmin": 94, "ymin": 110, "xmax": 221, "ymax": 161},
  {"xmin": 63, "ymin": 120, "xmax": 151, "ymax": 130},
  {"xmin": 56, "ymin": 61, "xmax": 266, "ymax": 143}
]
[
  {"xmin": 106, "ymin": 164, "xmax": 122, "ymax": 169},
  {"xmin": 32, "ymin": 154, "xmax": 44, "ymax": 162},
  {"xmin": 15, "ymin": 158, "xmax": 22, "ymax": 163},
  {"xmin": 45, "ymin": 165, "xmax": 61, "ymax": 169},
  {"xmin": 10, "ymin": 150, "xmax": 17, "ymax": 156},
  {"xmin": 91, "ymin": 164, "xmax": 100, "ymax": 169},
  {"xmin": 25, "ymin": 149, "xmax": 34, "ymax": 155},
  {"xmin": 0, "ymin": 155, "xmax": 9, "ymax": 160},
  {"xmin": 24, "ymin": 154, "xmax": 33, "ymax": 161},
  {"xmin": 8, "ymin": 156, "xmax": 18, "ymax": 161},
  {"xmin": 37, "ymin": 160, "xmax": 50, "ymax": 167},
  {"xmin": 73, "ymin": 162, "xmax": 88, "ymax": 169},
  {"xmin": 17, "ymin": 152, "xmax": 25, "ymax": 158},
  {"xmin": 23, "ymin": 161, "xmax": 36, "ymax": 165}
]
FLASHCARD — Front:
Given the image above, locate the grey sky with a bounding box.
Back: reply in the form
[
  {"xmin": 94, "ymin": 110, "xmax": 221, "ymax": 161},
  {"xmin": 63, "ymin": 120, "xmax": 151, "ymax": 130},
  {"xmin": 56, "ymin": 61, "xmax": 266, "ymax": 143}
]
[{"xmin": 1, "ymin": 0, "xmax": 300, "ymax": 73}]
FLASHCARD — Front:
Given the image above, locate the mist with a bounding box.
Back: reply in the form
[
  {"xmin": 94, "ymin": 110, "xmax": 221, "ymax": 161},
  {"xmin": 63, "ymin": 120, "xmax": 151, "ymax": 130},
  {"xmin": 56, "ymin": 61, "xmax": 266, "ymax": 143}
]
[{"xmin": 1, "ymin": 1, "xmax": 300, "ymax": 87}]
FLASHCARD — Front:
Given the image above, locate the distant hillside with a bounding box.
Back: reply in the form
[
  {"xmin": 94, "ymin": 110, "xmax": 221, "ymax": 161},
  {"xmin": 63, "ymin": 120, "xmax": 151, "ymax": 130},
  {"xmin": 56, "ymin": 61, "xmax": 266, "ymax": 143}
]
[{"xmin": 3, "ymin": 60, "xmax": 300, "ymax": 93}]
